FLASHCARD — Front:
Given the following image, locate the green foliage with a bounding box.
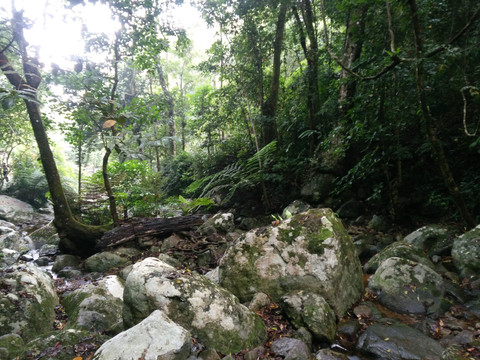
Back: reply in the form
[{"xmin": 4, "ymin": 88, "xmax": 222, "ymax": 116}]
[
  {"xmin": 4, "ymin": 156, "xmax": 49, "ymax": 208},
  {"xmin": 193, "ymin": 141, "xmax": 277, "ymax": 207}
]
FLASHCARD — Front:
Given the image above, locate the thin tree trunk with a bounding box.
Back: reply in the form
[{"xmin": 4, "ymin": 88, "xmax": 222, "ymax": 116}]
[
  {"xmin": 338, "ymin": 5, "xmax": 367, "ymax": 115},
  {"xmin": 408, "ymin": 0, "xmax": 475, "ymax": 228},
  {"xmin": 261, "ymin": 1, "xmax": 288, "ymax": 145},
  {"xmin": 157, "ymin": 64, "xmax": 176, "ymax": 156},
  {"xmin": 293, "ymin": 1, "xmax": 320, "ymax": 153}
]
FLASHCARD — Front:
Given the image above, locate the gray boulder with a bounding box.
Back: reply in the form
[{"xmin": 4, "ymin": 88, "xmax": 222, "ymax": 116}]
[
  {"xmin": 0, "ymin": 262, "xmax": 58, "ymax": 342},
  {"xmin": 123, "ymin": 257, "xmax": 267, "ymax": 354},
  {"xmin": 198, "ymin": 213, "xmax": 235, "ymax": 235},
  {"xmin": 364, "ymin": 241, "xmax": 435, "ymax": 274},
  {"xmin": 451, "ymin": 225, "xmax": 480, "ymax": 277},
  {"xmin": 0, "ymin": 228, "xmax": 34, "ymax": 253},
  {"xmin": 93, "ymin": 310, "xmax": 192, "ymax": 360},
  {"xmin": 282, "ymin": 200, "xmax": 311, "ymax": 218},
  {"xmin": 357, "ymin": 322, "xmax": 444, "ymax": 360},
  {"xmin": 271, "ymin": 337, "xmax": 312, "ymax": 360},
  {"xmin": 314, "ymin": 349, "xmax": 350, "ymax": 360},
  {"xmin": 368, "ymin": 257, "xmax": 448, "ymax": 315},
  {"xmin": 29, "ymin": 221, "xmax": 60, "ymax": 248},
  {"xmin": 404, "ymin": 225, "xmax": 457, "ymax": 256},
  {"xmin": 0, "ymin": 195, "xmax": 35, "ymax": 224},
  {"xmin": 0, "ymin": 248, "xmax": 20, "ymax": 268},
  {"xmin": 218, "ymin": 208, "xmax": 363, "ymax": 317},
  {"xmin": 62, "ymin": 275, "xmax": 124, "ymax": 334},
  {"xmin": 84, "ymin": 251, "xmax": 130, "ymax": 273},
  {"xmin": 52, "ymin": 254, "xmax": 81, "ymax": 273},
  {"xmin": 281, "ymin": 291, "xmax": 336, "ymax": 342}
]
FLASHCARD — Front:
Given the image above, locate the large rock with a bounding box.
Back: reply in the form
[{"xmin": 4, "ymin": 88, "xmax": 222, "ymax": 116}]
[
  {"xmin": 0, "ymin": 263, "xmax": 58, "ymax": 342},
  {"xmin": 363, "ymin": 241, "xmax": 435, "ymax": 274},
  {"xmin": 29, "ymin": 221, "xmax": 60, "ymax": 248},
  {"xmin": 0, "ymin": 228, "xmax": 35, "ymax": 253},
  {"xmin": 93, "ymin": 310, "xmax": 192, "ymax": 360},
  {"xmin": 62, "ymin": 275, "xmax": 124, "ymax": 334},
  {"xmin": 404, "ymin": 225, "xmax": 458, "ymax": 256},
  {"xmin": 218, "ymin": 208, "xmax": 363, "ymax": 317},
  {"xmin": 123, "ymin": 257, "xmax": 267, "ymax": 354},
  {"xmin": 281, "ymin": 292, "xmax": 336, "ymax": 342},
  {"xmin": 0, "ymin": 195, "xmax": 35, "ymax": 224},
  {"xmin": 368, "ymin": 257, "xmax": 448, "ymax": 315},
  {"xmin": 357, "ymin": 322, "xmax": 444, "ymax": 360},
  {"xmin": 84, "ymin": 251, "xmax": 130, "ymax": 273},
  {"xmin": 451, "ymin": 225, "xmax": 480, "ymax": 277}
]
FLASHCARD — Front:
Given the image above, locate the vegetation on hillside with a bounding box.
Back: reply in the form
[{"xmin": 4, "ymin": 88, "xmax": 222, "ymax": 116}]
[{"xmin": 1, "ymin": 0, "xmax": 480, "ymax": 249}]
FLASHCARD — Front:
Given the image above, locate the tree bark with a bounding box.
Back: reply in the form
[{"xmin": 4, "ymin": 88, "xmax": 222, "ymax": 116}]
[
  {"xmin": 157, "ymin": 64, "xmax": 176, "ymax": 156},
  {"xmin": 261, "ymin": 1, "xmax": 288, "ymax": 145},
  {"xmin": 408, "ymin": 0, "xmax": 475, "ymax": 228},
  {"xmin": 96, "ymin": 215, "xmax": 203, "ymax": 249},
  {"xmin": 293, "ymin": 0, "xmax": 321, "ymax": 153},
  {"xmin": 338, "ymin": 5, "xmax": 367, "ymax": 116}
]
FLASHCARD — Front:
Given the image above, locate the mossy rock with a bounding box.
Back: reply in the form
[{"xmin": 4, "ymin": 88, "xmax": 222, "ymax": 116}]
[
  {"xmin": 363, "ymin": 241, "xmax": 435, "ymax": 274},
  {"xmin": 219, "ymin": 208, "xmax": 363, "ymax": 317}
]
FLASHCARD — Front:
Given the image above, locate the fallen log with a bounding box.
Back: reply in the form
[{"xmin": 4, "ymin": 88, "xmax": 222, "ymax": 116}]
[{"xmin": 96, "ymin": 215, "xmax": 204, "ymax": 250}]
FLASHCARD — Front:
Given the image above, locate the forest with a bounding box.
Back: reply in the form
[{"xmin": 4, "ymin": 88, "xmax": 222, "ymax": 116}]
[{"xmin": 1, "ymin": 0, "xmax": 480, "ymax": 253}]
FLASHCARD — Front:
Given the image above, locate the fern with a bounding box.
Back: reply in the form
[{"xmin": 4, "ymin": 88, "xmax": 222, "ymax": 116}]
[{"xmin": 192, "ymin": 141, "xmax": 277, "ymax": 205}]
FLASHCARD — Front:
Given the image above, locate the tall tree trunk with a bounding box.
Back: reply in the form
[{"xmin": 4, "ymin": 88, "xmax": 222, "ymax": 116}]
[
  {"xmin": 102, "ymin": 30, "xmax": 121, "ymax": 226},
  {"xmin": 293, "ymin": 0, "xmax": 321, "ymax": 153},
  {"xmin": 338, "ymin": 5, "xmax": 367, "ymax": 115},
  {"xmin": 0, "ymin": 12, "xmax": 107, "ymax": 256},
  {"xmin": 408, "ymin": 0, "xmax": 475, "ymax": 228},
  {"xmin": 157, "ymin": 64, "xmax": 176, "ymax": 156},
  {"xmin": 261, "ymin": 1, "xmax": 288, "ymax": 145}
]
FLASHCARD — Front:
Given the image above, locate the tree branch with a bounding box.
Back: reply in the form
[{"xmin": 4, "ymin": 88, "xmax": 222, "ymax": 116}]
[{"xmin": 426, "ymin": 4, "xmax": 480, "ymax": 58}]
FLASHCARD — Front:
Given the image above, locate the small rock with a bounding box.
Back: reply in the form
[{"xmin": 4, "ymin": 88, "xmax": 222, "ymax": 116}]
[{"xmin": 271, "ymin": 337, "xmax": 312, "ymax": 360}]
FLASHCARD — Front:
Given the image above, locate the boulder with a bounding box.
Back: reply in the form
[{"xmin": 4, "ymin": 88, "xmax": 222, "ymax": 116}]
[
  {"xmin": 0, "ymin": 248, "xmax": 20, "ymax": 268},
  {"xmin": 93, "ymin": 310, "xmax": 192, "ymax": 360},
  {"xmin": 218, "ymin": 208, "xmax": 363, "ymax": 317},
  {"xmin": 84, "ymin": 251, "xmax": 130, "ymax": 273},
  {"xmin": 314, "ymin": 349, "xmax": 350, "ymax": 360},
  {"xmin": 52, "ymin": 254, "xmax": 81, "ymax": 273},
  {"xmin": 271, "ymin": 337, "xmax": 312, "ymax": 360},
  {"xmin": 0, "ymin": 333, "xmax": 24, "ymax": 359},
  {"xmin": 29, "ymin": 221, "xmax": 60, "ymax": 247},
  {"xmin": 368, "ymin": 257, "xmax": 448, "ymax": 315},
  {"xmin": 62, "ymin": 275, "xmax": 124, "ymax": 334},
  {"xmin": 404, "ymin": 225, "xmax": 458, "ymax": 256},
  {"xmin": 0, "ymin": 263, "xmax": 58, "ymax": 342},
  {"xmin": 363, "ymin": 241, "xmax": 435, "ymax": 274},
  {"xmin": 356, "ymin": 322, "xmax": 444, "ymax": 360},
  {"xmin": 282, "ymin": 200, "xmax": 311, "ymax": 218},
  {"xmin": 281, "ymin": 291, "xmax": 336, "ymax": 342},
  {"xmin": 123, "ymin": 257, "xmax": 267, "ymax": 354},
  {"xmin": 0, "ymin": 228, "xmax": 34, "ymax": 253},
  {"xmin": 0, "ymin": 195, "xmax": 35, "ymax": 224},
  {"xmin": 198, "ymin": 213, "xmax": 235, "ymax": 235},
  {"xmin": 451, "ymin": 225, "xmax": 480, "ymax": 277}
]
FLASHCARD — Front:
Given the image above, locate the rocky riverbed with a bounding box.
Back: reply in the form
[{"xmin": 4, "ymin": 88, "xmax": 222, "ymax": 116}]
[{"xmin": 1, "ymin": 195, "xmax": 479, "ymax": 360}]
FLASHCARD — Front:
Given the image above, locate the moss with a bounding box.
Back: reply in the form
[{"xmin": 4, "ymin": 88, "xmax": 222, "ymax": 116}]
[
  {"xmin": 306, "ymin": 228, "xmax": 333, "ymax": 255},
  {"xmin": 277, "ymin": 226, "xmax": 300, "ymax": 245}
]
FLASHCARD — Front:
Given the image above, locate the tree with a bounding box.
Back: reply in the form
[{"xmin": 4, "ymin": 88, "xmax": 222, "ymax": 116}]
[{"xmin": 0, "ymin": 10, "xmax": 108, "ymax": 256}]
